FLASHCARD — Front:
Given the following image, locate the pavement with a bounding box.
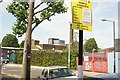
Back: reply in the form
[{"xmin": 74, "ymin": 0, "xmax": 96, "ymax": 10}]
[
  {"xmin": 2, "ymin": 63, "xmax": 106, "ymax": 78},
  {"xmin": 73, "ymin": 70, "xmax": 106, "ymax": 77}
]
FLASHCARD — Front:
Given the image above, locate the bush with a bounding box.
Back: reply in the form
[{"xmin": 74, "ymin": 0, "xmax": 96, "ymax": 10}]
[
  {"xmin": 14, "ymin": 51, "xmax": 23, "ymax": 64},
  {"xmin": 14, "ymin": 49, "xmax": 78, "ymax": 70},
  {"xmin": 31, "ymin": 51, "xmax": 68, "ymax": 67},
  {"xmin": 70, "ymin": 49, "xmax": 78, "ymax": 69}
]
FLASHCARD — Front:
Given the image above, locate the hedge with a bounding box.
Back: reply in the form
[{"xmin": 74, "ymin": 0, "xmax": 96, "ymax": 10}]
[{"xmin": 14, "ymin": 49, "xmax": 78, "ymax": 70}]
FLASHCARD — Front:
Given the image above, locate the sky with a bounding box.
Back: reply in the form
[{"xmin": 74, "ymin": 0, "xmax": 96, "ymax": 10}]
[{"xmin": 0, "ymin": 0, "xmax": 120, "ymax": 49}]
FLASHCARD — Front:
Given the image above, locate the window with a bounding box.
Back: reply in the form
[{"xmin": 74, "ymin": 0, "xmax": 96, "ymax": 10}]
[
  {"xmin": 41, "ymin": 69, "xmax": 45, "ymax": 75},
  {"xmin": 44, "ymin": 70, "xmax": 48, "ymax": 78}
]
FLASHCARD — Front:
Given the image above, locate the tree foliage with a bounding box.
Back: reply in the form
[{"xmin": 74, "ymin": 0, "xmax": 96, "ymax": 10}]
[
  {"xmin": 2, "ymin": 34, "xmax": 19, "ymax": 47},
  {"xmin": 6, "ymin": 1, "xmax": 67, "ymax": 37},
  {"xmin": 83, "ymin": 38, "xmax": 98, "ymax": 53},
  {"xmin": 20, "ymin": 40, "xmax": 25, "ymax": 48},
  {"xmin": 6, "ymin": 1, "xmax": 67, "ymax": 78}
]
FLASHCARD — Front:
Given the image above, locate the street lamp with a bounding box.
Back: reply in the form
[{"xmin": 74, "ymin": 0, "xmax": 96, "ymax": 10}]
[{"xmin": 102, "ymin": 18, "xmax": 116, "ymax": 73}]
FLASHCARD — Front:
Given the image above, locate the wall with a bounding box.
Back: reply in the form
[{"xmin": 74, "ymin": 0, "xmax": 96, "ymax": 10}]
[
  {"xmin": 117, "ymin": 1, "xmax": 120, "ymax": 73},
  {"xmin": 31, "ymin": 39, "xmax": 40, "ymax": 49},
  {"xmin": 108, "ymin": 52, "xmax": 120, "ymax": 73},
  {"xmin": 31, "ymin": 39, "xmax": 67, "ymax": 50},
  {"xmin": 40, "ymin": 44, "xmax": 66, "ymax": 50},
  {"xmin": 115, "ymin": 39, "xmax": 120, "ymax": 52},
  {"xmin": 116, "ymin": 52, "xmax": 120, "ymax": 73},
  {"xmin": 108, "ymin": 52, "xmax": 114, "ymax": 73}
]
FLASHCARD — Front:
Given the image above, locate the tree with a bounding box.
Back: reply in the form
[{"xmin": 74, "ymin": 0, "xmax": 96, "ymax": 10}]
[
  {"xmin": 2, "ymin": 34, "xmax": 19, "ymax": 47},
  {"xmin": 20, "ymin": 40, "xmax": 25, "ymax": 48},
  {"xmin": 6, "ymin": 1, "xmax": 67, "ymax": 37},
  {"xmin": 84, "ymin": 38, "xmax": 98, "ymax": 53},
  {"xmin": 6, "ymin": 0, "xmax": 67, "ymax": 79}
]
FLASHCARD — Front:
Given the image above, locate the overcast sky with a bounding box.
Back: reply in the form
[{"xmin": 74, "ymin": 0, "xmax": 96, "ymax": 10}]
[{"xmin": 0, "ymin": 0, "xmax": 120, "ymax": 49}]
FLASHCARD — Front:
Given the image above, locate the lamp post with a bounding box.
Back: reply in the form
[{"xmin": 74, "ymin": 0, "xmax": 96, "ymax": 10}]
[{"xmin": 102, "ymin": 19, "xmax": 116, "ymax": 73}]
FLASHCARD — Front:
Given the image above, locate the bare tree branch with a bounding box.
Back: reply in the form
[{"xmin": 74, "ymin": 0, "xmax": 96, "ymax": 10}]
[
  {"xmin": 33, "ymin": 6, "xmax": 49, "ymax": 16},
  {"xmin": 34, "ymin": 2, "xmax": 44, "ymax": 10},
  {"xmin": 31, "ymin": 13, "xmax": 55, "ymax": 32}
]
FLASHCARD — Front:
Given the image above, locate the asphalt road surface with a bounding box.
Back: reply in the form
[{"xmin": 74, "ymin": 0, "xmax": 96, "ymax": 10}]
[
  {"xmin": 2, "ymin": 74, "xmax": 41, "ymax": 80},
  {"xmin": 2, "ymin": 64, "xmax": 43, "ymax": 78},
  {"xmin": 2, "ymin": 74, "xmax": 18, "ymax": 80}
]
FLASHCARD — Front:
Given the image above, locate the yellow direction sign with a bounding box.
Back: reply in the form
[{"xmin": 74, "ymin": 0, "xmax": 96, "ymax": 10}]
[{"xmin": 71, "ymin": 0, "xmax": 92, "ymax": 31}]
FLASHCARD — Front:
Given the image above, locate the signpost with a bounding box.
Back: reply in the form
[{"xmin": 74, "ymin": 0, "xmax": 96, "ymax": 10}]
[
  {"xmin": 72, "ymin": 0, "xmax": 92, "ymax": 31},
  {"xmin": 71, "ymin": 0, "xmax": 92, "ymax": 79}
]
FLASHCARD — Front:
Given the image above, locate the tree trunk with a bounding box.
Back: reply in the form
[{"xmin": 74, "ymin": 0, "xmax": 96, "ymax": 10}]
[{"xmin": 21, "ymin": 1, "xmax": 34, "ymax": 80}]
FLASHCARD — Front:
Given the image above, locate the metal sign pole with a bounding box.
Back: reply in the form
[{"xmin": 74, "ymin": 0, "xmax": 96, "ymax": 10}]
[{"xmin": 78, "ymin": 30, "xmax": 83, "ymax": 79}]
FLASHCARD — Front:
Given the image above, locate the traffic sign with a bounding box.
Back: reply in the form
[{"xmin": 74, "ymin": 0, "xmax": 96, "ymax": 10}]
[{"xmin": 71, "ymin": 0, "xmax": 92, "ymax": 31}]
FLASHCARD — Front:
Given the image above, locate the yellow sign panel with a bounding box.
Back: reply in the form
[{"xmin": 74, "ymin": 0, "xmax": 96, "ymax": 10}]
[{"xmin": 71, "ymin": 0, "xmax": 92, "ymax": 31}]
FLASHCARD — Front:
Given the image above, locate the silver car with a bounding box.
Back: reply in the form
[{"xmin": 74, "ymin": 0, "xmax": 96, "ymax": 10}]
[{"xmin": 40, "ymin": 66, "xmax": 78, "ymax": 80}]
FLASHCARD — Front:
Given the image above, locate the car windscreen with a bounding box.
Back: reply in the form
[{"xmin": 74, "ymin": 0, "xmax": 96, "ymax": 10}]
[{"xmin": 49, "ymin": 68, "xmax": 75, "ymax": 79}]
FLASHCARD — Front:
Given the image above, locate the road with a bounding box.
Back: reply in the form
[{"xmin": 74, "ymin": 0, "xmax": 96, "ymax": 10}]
[
  {"xmin": 2, "ymin": 74, "xmax": 18, "ymax": 80},
  {"xmin": 2, "ymin": 64, "xmax": 43, "ymax": 78},
  {"xmin": 2, "ymin": 74, "xmax": 41, "ymax": 80},
  {"xmin": 1, "ymin": 64, "xmax": 107, "ymax": 79}
]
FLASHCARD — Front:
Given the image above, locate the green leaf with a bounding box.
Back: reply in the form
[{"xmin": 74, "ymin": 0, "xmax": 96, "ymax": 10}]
[{"xmin": 6, "ymin": 1, "xmax": 67, "ymax": 37}]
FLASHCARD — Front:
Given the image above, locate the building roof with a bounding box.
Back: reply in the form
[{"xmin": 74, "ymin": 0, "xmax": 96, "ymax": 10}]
[{"xmin": 1, "ymin": 47, "xmax": 23, "ymax": 50}]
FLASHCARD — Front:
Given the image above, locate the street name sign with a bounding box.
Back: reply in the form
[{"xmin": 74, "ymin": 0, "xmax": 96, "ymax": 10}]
[{"xmin": 71, "ymin": 0, "xmax": 92, "ymax": 31}]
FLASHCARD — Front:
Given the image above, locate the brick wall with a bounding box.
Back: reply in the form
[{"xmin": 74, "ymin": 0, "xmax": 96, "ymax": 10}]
[{"xmin": 115, "ymin": 39, "xmax": 120, "ymax": 52}]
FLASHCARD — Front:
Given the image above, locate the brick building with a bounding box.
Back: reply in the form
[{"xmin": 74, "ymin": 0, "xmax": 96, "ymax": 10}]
[
  {"xmin": 98, "ymin": 39, "xmax": 120, "ymax": 53},
  {"xmin": 98, "ymin": 47, "xmax": 114, "ymax": 53},
  {"xmin": 31, "ymin": 39, "xmax": 67, "ymax": 51}
]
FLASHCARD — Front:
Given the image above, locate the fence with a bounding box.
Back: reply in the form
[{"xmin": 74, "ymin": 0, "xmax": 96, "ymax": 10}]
[{"xmin": 76, "ymin": 51, "xmax": 108, "ymax": 73}]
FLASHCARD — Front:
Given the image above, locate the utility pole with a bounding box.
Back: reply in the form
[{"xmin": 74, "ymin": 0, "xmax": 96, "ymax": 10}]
[
  {"xmin": 21, "ymin": 0, "xmax": 34, "ymax": 80},
  {"xmin": 68, "ymin": 23, "xmax": 73, "ymax": 68},
  {"xmin": 70, "ymin": 24, "xmax": 74, "ymax": 49}
]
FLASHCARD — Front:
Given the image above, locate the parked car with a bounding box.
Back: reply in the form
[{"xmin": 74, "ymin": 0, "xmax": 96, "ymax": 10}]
[
  {"xmin": 1, "ymin": 57, "xmax": 9, "ymax": 64},
  {"xmin": 40, "ymin": 66, "xmax": 78, "ymax": 80}
]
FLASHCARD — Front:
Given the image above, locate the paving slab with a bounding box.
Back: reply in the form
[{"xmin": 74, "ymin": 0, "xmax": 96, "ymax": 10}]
[{"xmin": 73, "ymin": 70, "xmax": 107, "ymax": 77}]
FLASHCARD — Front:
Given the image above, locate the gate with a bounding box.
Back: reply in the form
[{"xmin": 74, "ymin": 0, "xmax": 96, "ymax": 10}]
[{"xmin": 77, "ymin": 51, "xmax": 108, "ymax": 73}]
